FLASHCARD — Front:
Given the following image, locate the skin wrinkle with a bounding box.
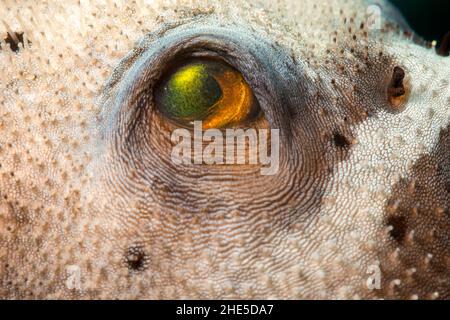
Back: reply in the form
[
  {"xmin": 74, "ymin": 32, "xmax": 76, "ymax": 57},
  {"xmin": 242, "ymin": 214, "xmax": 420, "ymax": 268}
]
[{"xmin": 0, "ymin": 0, "xmax": 449, "ymax": 299}]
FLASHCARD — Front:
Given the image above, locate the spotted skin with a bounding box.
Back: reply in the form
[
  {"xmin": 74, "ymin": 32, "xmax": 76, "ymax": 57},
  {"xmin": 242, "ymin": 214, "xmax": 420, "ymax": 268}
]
[{"xmin": 0, "ymin": 0, "xmax": 449, "ymax": 299}]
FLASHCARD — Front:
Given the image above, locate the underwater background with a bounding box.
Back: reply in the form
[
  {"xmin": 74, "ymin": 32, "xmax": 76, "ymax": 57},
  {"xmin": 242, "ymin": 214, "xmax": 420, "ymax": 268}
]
[{"xmin": 390, "ymin": 0, "xmax": 450, "ymax": 48}]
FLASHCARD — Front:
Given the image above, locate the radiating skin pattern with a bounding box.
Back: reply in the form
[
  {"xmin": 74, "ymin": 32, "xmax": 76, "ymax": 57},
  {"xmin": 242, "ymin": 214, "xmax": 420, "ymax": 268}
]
[{"xmin": 0, "ymin": 0, "xmax": 449, "ymax": 299}]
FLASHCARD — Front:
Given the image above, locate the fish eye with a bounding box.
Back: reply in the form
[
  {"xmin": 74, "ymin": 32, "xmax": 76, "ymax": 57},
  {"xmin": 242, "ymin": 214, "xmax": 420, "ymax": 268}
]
[{"xmin": 154, "ymin": 58, "xmax": 260, "ymax": 129}]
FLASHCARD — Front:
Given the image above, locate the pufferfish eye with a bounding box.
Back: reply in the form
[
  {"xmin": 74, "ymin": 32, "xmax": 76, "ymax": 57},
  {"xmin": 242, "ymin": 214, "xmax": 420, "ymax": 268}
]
[{"xmin": 155, "ymin": 58, "xmax": 260, "ymax": 129}]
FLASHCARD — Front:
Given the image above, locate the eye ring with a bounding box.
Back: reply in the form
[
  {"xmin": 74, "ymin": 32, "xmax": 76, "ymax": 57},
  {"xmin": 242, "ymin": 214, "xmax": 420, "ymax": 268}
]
[
  {"xmin": 154, "ymin": 57, "xmax": 261, "ymax": 129},
  {"xmin": 101, "ymin": 25, "xmax": 289, "ymax": 143}
]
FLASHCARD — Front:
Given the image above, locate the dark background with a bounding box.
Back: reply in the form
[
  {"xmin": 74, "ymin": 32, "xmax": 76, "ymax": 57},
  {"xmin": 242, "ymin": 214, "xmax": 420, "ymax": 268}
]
[{"xmin": 390, "ymin": 0, "xmax": 450, "ymax": 46}]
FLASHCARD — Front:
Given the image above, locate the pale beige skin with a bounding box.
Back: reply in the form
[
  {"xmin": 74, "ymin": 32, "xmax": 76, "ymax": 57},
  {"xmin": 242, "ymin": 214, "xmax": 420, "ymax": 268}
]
[{"xmin": 0, "ymin": 0, "xmax": 449, "ymax": 299}]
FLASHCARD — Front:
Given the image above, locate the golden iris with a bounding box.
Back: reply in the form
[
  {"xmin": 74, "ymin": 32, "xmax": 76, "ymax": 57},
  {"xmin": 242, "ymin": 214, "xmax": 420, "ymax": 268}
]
[{"xmin": 156, "ymin": 59, "xmax": 257, "ymax": 129}]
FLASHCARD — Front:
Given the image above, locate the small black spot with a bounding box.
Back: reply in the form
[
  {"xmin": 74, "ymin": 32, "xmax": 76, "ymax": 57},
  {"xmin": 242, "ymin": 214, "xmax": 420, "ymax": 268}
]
[
  {"xmin": 332, "ymin": 131, "xmax": 351, "ymax": 149},
  {"xmin": 125, "ymin": 245, "xmax": 148, "ymax": 272},
  {"xmin": 1, "ymin": 32, "xmax": 28, "ymax": 53},
  {"xmin": 386, "ymin": 215, "xmax": 407, "ymax": 243}
]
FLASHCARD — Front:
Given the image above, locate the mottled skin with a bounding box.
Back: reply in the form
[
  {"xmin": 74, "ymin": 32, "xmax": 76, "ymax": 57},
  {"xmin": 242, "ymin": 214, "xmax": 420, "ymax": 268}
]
[{"xmin": 0, "ymin": 0, "xmax": 449, "ymax": 299}]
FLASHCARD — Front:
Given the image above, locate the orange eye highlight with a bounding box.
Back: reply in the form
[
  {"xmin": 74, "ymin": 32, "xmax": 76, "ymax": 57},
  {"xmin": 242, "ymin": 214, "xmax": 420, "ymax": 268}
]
[{"xmin": 202, "ymin": 68, "xmax": 254, "ymax": 129}]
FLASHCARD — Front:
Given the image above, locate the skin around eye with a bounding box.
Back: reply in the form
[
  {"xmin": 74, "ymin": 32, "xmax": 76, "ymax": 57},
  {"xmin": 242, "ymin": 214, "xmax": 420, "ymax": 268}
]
[{"xmin": 155, "ymin": 59, "xmax": 258, "ymax": 129}]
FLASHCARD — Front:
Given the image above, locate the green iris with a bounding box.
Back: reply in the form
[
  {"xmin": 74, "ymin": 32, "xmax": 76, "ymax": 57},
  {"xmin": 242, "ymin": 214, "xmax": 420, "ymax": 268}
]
[{"xmin": 159, "ymin": 63, "xmax": 222, "ymax": 120}]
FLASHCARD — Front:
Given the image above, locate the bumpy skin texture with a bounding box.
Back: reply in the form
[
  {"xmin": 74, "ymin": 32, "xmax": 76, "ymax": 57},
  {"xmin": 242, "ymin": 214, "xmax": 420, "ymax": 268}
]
[{"xmin": 0, "ymin": 0, "xmax": 449, "ymax": 299}]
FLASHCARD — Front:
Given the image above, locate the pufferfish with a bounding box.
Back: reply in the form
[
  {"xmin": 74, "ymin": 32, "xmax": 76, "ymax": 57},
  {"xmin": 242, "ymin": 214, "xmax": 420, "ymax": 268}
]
[{"xmin": 0, "ymin": 0, "xmax": 450, "ymax": 299}]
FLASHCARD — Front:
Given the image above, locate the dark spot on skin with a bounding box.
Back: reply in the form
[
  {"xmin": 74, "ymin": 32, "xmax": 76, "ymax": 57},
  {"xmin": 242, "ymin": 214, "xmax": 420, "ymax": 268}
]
[
  {"xmin": 125, "ymin": 245, "xmax": 148, "ymax": 272},
  {"xmin": 437, "ymin": 31, "xmax": 450, "ymax": 57},
  {"xmin": 332, "ymin": 131, "xmax": 351, "ymax": 149},
  {"xmin": 377, "ymin": 125, "xmax": 450, "ymax": 299},
  {"xmin": 445, "ymin": 180, "xmax": 450, "ymax": 194},
  {"xmin": 386, "ymin": 215, "xmax": 407, "ymax": 243},
  {"xmin": 0, "ymin": 32, "xmax": 29, "ymax": 53}
]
